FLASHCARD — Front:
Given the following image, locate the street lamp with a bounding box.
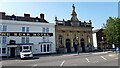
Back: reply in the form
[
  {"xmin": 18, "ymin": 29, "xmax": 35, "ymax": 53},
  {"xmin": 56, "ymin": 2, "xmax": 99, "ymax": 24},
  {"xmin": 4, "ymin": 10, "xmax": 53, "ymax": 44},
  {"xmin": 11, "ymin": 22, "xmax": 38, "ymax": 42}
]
[
  {"xmin": 76, "ymin": 37, "xmax": 79, "ymax": 54},
  {"xmin": 101, "ymin": 37, "xmax": 104, "ymax": 52}
]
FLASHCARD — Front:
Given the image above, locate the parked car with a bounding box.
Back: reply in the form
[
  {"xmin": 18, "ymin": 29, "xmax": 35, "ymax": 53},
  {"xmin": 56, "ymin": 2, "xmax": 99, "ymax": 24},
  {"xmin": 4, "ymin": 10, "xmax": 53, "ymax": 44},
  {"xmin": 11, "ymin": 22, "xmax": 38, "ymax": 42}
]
[{"xmin": 20, "ymin": 50, "xmax": 33, "ymax": 59}]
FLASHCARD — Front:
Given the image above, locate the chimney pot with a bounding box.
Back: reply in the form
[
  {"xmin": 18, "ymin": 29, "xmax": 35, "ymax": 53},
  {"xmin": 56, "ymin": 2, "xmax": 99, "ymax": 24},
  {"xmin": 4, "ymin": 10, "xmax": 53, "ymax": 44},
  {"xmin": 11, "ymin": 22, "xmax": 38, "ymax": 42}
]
[{"xmin": 0, "ymin": 12, "xmax": 5, "ymax": 19}]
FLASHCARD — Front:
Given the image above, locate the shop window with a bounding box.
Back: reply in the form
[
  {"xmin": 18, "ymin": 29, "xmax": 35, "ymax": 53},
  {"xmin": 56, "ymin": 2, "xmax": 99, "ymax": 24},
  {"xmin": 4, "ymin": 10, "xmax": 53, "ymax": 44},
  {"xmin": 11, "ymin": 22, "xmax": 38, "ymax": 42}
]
[{"xmin": 2, "ymin": 48, "xmax": 6, "ymax": 54}]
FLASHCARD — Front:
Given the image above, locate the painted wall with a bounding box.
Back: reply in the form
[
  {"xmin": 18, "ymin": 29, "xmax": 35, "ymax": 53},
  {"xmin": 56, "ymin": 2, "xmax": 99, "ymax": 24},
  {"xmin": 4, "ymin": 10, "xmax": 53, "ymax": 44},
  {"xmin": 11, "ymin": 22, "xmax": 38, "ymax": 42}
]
[{"xmin": 0, "ymin": 20, "xmax": 56, "ymax": 56}]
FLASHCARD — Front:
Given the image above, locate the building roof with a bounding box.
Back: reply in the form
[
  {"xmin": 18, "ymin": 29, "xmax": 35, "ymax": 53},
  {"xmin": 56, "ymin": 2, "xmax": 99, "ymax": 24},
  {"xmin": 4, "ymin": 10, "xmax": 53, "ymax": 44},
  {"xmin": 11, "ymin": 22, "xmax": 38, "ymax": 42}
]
[{"xmin": 0, "ymin": 12, "xmax": 49, "ymax": 23}]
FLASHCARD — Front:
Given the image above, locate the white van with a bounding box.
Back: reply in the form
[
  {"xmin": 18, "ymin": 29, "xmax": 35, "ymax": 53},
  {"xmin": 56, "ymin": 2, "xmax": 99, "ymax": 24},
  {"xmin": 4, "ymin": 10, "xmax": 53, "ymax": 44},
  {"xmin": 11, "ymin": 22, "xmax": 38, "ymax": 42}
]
[{"xmin": 20, "ymin": 50, "xmax": 33, "ymax": 59}]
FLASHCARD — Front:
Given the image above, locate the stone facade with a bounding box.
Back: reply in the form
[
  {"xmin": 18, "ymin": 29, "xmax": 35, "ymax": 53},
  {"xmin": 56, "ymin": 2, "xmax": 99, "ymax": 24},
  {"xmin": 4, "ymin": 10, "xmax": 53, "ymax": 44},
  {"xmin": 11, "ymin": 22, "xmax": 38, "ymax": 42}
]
[{"xmin": 55, "ymin": 4, "xmax": 93, "ymax": 53}]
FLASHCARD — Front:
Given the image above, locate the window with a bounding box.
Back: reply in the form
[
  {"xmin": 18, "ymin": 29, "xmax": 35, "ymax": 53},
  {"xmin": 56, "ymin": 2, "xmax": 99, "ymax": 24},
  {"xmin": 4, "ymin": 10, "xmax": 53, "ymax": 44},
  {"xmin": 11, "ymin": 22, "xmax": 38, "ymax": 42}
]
[
  {"xmin": 22, "ymin": 27, "xmax": 25, "ymax": 32},
  {"xmin": 41, "ymin": 45, "xmax": 42, "ymax": 52},
  {"xmin": 22, "ymin": 37, "xmax": 25, "ymax": 44},
  {"xmin": 26, "ymin": 37, "xmax": 29, "ymax": 43},
  {"xmin": 21, "ymin": 27, "xmax": 29, "ymax": 43},
  {"xmin": 44, "ymin": 44, "xmax": 46, "ymax": 52},
  {"xmin": 42, "ymin": 27, "xmax": 45, "ymax": 33},
  {"xmin": 30, "ymin": 46, "xmax": 32, "ymax": 51},
  {"xmin": 26, "ymin": 27, "xmax": 29, "ymax": 32},
  {"xmin": 49, "ymin": 44, "xmax": 51, "ymax": 51},
  {"xmin": 2, "ymin": 48, "xmax": 6, "ymax": 54},
  {"xmin": 0, "ymin": 48, "xmax": 1, "ymax": 54},
  {"xmin": 46, "ymin": 28, "xmax": 49, "ymax": 33},
  {"xmin": 2, "ymin": 25, "xmax": 7, "ymax": 31},
  {"xmin": 47, "ymin": 44, "xmax": 49, "ymax": 52},
  {"xmin": 0, "ymin": 25, "xmax": 2, "ymax": 31},
  {"xmin": 2, "ymin": 37, "xmax": 7, "ymax": 44}
]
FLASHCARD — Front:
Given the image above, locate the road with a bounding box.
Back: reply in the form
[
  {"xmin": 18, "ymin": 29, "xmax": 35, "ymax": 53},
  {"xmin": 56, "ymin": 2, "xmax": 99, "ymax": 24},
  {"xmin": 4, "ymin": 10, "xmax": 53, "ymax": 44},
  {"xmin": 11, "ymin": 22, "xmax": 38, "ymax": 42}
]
[{"xmin": 1, "ymin": 52, "xmax": 119, "ymax": 67}]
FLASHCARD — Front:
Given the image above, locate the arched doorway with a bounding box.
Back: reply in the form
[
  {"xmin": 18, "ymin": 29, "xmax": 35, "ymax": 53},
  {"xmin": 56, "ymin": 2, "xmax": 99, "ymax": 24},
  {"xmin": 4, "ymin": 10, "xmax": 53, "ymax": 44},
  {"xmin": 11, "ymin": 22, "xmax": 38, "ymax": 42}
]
[
  {"xmin": 81, "ymin": 38, "xmax": 85, "ymax": 52},
  {"xmin": 66, "ymin": 39, "xmax": 71, "ymax": 53}
]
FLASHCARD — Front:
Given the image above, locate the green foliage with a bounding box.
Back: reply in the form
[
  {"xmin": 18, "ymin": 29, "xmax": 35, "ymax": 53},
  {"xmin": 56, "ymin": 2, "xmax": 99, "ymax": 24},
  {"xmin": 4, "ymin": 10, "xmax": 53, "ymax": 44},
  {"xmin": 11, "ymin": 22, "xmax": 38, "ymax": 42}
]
[{"xmin": 104, "ymin": 17, "xmax": 120, "ymax": 47}]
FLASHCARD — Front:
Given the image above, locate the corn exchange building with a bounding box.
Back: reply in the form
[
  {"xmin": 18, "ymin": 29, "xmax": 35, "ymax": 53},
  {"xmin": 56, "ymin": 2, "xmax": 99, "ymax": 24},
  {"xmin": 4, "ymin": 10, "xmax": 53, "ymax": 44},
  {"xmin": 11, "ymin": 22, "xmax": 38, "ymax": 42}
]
[{"xmin": 55, "ymin": 4, "xmax": 93, "ymax": 53}]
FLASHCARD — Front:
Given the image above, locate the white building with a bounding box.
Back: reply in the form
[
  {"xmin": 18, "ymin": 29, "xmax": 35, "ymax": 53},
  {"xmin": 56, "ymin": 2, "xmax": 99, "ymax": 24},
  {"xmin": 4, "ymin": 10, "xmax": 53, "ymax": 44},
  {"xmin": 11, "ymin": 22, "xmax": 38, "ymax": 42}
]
[{"xmin": 0, "ymin": 12, "xmax": 56, "ymax": 57}]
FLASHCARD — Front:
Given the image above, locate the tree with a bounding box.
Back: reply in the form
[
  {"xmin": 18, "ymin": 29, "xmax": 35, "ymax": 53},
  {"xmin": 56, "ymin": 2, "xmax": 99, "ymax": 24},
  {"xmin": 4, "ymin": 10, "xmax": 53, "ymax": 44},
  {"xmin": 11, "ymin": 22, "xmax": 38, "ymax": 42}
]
[{"xmin": 103, "ymin": 17, "xmax": 120, "ymax": 48}]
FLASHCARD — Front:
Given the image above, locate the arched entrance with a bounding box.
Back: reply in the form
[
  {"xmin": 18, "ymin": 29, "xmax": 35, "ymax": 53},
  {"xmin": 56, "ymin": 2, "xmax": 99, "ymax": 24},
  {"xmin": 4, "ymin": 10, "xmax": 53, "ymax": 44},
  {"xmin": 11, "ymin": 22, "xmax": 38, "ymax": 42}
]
[
  {"xmin": 66, "ymin": 39, "xmax": 71, "ymax": 53},
  {"xmin": 81, "ymin": 38, "xmax": 85, "ymax": 52}
]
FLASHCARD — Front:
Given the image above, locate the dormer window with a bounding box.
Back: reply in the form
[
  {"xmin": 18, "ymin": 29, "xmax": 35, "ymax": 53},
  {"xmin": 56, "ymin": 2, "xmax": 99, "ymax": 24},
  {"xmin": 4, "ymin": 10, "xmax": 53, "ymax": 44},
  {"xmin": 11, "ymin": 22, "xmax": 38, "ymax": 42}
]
[
  {"xmin": 35, "ymin": 17, "xmax": 39, "ymax": 22},
  {"xmin": 11, "ymin": 14, "xmax": 16, "ymax": 20}
]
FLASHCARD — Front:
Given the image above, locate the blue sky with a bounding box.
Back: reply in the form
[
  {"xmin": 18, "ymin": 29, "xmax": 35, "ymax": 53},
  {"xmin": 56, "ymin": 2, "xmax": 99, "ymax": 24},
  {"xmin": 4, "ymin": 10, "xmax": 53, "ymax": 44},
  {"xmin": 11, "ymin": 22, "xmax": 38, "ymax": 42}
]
[{"xmin": 0, "ymin": 2, "xmax": 118, "ymax": 30}]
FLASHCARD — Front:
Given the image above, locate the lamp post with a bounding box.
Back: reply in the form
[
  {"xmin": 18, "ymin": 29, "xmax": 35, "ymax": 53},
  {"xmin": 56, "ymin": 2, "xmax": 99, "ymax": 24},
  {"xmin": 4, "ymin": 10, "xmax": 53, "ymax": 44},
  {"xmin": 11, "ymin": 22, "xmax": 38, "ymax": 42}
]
[
  {"xmin": 76, "ymin": 37, "xmax": 79, "ymax": 54},
  {"xmin": 101, "ymin": 37, "xmax": 104, "ymax": 52}
]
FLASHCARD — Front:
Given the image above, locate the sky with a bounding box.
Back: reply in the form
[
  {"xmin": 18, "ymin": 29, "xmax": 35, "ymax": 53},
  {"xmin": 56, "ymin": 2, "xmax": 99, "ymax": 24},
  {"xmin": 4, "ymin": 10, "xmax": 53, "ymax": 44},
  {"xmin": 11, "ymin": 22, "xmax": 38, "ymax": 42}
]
[{"xmin": 0, "ymin": 2, "xmax": 118, "ymax": 30}]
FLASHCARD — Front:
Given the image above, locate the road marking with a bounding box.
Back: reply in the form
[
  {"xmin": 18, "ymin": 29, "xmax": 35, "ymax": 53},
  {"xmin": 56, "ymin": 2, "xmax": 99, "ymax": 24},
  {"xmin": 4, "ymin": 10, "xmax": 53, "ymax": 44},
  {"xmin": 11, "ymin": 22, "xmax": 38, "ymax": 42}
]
[
  {"xmin": 101, "ymin": 56, "xmax": 107, "ymax": 60},
  {"xmin": 60, "ymin": 60, "xmax": 65, "ymax": 66},
  {"xmin": 31, "ymin": 64, "xmax": 37, "ymax": 68},
  {"xmin": 85, "ymin": 58, "xmax": 90, "ymax": 63}
]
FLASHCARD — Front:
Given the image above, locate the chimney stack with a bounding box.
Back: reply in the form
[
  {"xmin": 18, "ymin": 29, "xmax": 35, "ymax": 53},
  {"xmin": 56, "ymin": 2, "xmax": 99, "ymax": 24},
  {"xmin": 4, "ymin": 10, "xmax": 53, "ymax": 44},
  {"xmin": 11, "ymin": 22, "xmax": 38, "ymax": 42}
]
[
  {"xmin": 40, "ymin": 13, "xmax": 44, "ymax": 20},
  {"xmin": 24, "ymin": 13, "xmax": 30, "ymax": 18},
  {"xmin": 0, "ymin": 12, "xmax": 5, "ymax": 19}
]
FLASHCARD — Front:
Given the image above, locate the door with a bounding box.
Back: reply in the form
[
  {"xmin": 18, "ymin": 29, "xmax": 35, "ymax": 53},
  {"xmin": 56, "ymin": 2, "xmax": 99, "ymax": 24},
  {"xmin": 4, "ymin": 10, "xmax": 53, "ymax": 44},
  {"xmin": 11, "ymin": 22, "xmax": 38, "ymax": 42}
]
[
  {"xmin": 10, "ymin": 48, "xmax": 15, "ymax": 57},
  {"xmin": 66, "ymin": 39, "xmax": 71, "ymax": 53},
  {"xmin": 81, "ymin": 38, "xmax": 85, "ymax": 52}
]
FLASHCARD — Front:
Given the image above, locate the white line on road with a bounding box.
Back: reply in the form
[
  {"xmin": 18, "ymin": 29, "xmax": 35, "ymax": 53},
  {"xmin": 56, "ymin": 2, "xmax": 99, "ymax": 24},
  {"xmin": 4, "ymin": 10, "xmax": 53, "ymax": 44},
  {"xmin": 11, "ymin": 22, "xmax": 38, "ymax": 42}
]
[
  {"xmin": 31, "ymin": 64, "xmax": 38, "ymax": 68},
  {"xmin": 101, "ymin": 56, "xmax": 107, "ymax": 60},
  {"xmin": 60, "ymin": 60, "xmax": 65, "ymax": 66},
  {"xmin": 85, "ymin": 58, "xmax": 90, "ymax": 63}
]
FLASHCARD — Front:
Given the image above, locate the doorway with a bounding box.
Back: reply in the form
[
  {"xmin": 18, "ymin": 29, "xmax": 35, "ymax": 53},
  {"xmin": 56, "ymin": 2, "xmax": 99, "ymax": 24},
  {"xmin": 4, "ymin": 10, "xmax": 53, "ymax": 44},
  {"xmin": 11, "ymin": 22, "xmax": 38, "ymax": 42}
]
[
  {"xmin": 81, "ymin": 38, "xmax": 85, "ymax": 52},
  {"xmin": 10, "ymin": 47, "xmax": 15, "ymax": 58},
  {"xmin": 66, "ymin": 39, "xmax": 71, "ymax": 53}
]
